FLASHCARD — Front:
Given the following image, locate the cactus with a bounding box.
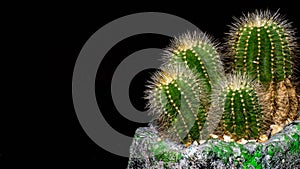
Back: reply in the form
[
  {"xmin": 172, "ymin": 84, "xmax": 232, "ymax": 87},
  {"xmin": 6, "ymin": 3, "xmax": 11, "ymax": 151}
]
[
  {"xmin": 226, "ymin": 10, "xmax": 299, "ymax": 126},
  {"xmin": 163, "ymin": 31, "xmax": 224, "ymax": 95},
  {"xmin": 207, "ymin": 73, "xmax": 270, "ymax": 141},
  {"xmin": 145, "ymin": 65, "xmax": 207, "ymax": 145}
]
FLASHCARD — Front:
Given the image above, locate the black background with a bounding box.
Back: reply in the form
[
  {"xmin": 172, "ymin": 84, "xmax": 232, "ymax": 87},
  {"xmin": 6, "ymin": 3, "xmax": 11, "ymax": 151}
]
[{"xmin": 44, "ymin": 1, "xmax": 300, "ymax": 168}]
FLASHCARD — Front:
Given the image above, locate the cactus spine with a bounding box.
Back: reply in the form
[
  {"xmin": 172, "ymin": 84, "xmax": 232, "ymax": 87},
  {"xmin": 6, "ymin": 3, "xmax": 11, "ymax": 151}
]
[
  {"xmin": 145, "ymin": 65, "xmax": 207, "ymax": 145},
  {"xmin": 226, "ymin": 10, "xmax": 299, "ymax": 126},
  {"xmin": 163, "ymin": 31, "xmax": 224, "ymax": 95},
  {"xmin": 208, "ymin": 73, "xmax": 270, "ymax": 141}
]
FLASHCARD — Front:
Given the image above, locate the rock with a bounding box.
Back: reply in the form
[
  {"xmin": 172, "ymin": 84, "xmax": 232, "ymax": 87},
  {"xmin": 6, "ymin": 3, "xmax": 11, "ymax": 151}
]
[{"xmin": 127, "ymin": 121, "xmax": 300, "ymax": 169}]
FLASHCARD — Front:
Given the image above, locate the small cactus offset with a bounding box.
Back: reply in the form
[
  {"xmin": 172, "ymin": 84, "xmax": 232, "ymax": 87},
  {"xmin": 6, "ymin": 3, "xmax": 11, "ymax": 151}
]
[
  {"xmin": 208, "ymin": 73, "xmax": 270, "ymax": 141},
  {"xmin": 226, "ymin": 10, "xmax": 299, "ymax": 126},
  {"xmin": 163, "ymin": 31, "xmax": 224, "ymax": 95},
  {"xmin": 145, "ymin": 65, "xmax": 207, "ymax": 145}
]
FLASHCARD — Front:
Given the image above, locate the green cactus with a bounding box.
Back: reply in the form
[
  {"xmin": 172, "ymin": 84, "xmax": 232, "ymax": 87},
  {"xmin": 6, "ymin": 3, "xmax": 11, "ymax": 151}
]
[
  {"xmin": 163, "ymin": 31, "xmax": 224, "ymax": 95},
  {"xmin": 226, "ymin": 10, "xmax": 296, "ymax": 83},
  {"xmin": 226, "ymin": 10, "xmax": 299, "ymax": 126},
  {"xmin": 208, "ymin": 73, "xmax": 270, "ymax": 141},
  {"xmin": 145, "ymin": 65, "xmax": 207, "ymax": 145}
]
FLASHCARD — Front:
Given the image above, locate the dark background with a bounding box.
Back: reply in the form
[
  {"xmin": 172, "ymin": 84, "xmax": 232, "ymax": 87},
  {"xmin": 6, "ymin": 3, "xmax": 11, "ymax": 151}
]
[{"xmin": 44, "ymin": 1, "xmax": 300, "ymax": 168}]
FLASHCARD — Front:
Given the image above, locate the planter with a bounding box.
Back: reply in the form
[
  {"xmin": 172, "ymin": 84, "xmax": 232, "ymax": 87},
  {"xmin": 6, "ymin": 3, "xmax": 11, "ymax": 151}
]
[{"xmin": 127, "ymin": 121, "xmax": 300, "ymax": 169}]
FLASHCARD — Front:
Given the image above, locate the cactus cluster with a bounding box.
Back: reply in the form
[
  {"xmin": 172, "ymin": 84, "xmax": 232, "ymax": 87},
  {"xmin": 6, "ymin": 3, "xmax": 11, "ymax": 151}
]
[{"xmin": 145, "ymin": 10, "xmax": 299, "ymax": 145}]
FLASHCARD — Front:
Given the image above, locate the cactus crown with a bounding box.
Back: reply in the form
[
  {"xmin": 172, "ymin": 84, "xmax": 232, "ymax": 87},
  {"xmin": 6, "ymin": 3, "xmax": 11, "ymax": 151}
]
[{"xmin": 226, "ymin": 10, "xmax": 297, "ymax": 84}]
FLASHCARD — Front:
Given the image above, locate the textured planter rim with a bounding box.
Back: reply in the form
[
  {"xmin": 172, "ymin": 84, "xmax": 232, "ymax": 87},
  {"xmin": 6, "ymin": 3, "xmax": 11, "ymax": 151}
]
[{"xmin": 127, "ymin": 121, "xmax": 300, "ymax": 169}]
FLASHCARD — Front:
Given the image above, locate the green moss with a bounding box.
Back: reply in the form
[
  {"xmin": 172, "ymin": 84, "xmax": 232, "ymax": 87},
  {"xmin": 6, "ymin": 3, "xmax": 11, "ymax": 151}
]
[
  {"xmin": 150, "ymin": 141, "xmax": 182, "ymax": 164},
  {"xmin": 290, "ymin": 134, "xmax": 299, "ymax": 154},
  {"xmin": 283, "ymin": 134, "xmax": 289, "ymax": 141},
  {"xmin": 295, "ymin": 123, "xmax": 300, "ymax": 132},
  {"xmin": 242, "ymin": 146, "xmax": 262, "ymax": 169},
  {"xmin": 267, "ymin": 145, "xmax": 275, "ymax": 156},
  {"xmin": 211, "ymin": 142, "xmax": 234, "ymax": 163},
  {"xmin": 209, "ymin": 141, "xmax": 265, "ymax": 168}
]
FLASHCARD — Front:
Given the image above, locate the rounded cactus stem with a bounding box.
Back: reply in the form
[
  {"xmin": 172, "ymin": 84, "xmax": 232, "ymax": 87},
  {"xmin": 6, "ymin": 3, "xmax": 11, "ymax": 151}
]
[
  {"xmin": 145, "ymin": 65, "xmax": 207, "ymax": 144},
  {"xmin": 208, "ymin": 73, "xmax": 270, "ymax": 141},
  {"xmin": 163, "ymin": 31, "xmax": 224, "ymax": 94},
  {"xmin": 227, "ymin": 10, "xmax": 297, "ymax": 84}
]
